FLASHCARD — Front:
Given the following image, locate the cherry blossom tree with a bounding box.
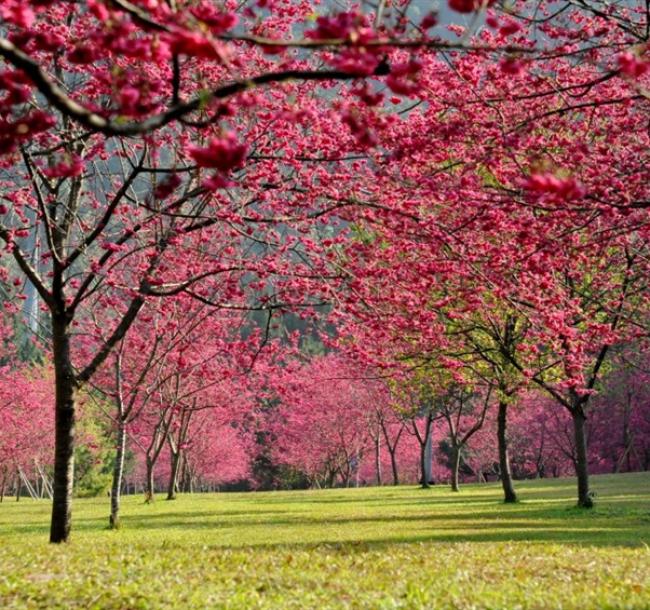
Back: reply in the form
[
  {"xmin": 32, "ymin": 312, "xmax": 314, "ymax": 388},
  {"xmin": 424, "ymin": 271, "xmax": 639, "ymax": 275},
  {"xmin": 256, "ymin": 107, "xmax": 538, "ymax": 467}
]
[
  {"xmin": 268, "ymin": 355, "xmax": 380, "ymax": 487},
  {"xmin": 0, "ymin": 363, "xmax": 54, "ymax": 501},
  {"xmin": 329, "ymin": 15, "xmax": 649, "ymax": 505},
  {"xmin": 0, "ymin": 0, "xmax": 648, "ymax": 542}
]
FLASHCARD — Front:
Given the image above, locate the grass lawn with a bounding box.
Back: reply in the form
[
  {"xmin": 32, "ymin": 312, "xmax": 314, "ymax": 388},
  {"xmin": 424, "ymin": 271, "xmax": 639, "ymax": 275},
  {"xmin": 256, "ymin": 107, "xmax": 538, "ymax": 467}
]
[{"xmin": 1, "ymin": 472, "xmax": 649, "ymax": 609}]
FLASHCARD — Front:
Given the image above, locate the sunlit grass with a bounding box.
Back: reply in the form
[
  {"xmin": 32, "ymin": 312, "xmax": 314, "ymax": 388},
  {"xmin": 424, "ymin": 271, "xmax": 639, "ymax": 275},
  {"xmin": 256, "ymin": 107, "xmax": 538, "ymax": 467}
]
[{"xmin": 1, "ymin": 472, "xmax": 649, "ymax": 608}]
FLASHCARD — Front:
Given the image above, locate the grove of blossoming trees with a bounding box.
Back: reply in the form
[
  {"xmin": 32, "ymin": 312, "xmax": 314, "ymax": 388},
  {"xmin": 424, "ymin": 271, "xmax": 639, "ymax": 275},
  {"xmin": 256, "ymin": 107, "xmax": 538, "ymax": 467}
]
[{"xmin": 0, "ymin": 0, "xmax": 648, "ymax": 543}]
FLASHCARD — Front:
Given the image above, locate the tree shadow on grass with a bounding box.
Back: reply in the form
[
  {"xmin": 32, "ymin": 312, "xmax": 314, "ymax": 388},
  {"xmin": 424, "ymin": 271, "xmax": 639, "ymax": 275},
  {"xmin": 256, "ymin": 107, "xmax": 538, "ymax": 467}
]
[
  {"xmin": 102, "ymin": 503, "xmax": 650, "ymax": 548},
  {"xmin": 218, "ymin": 527, "xmax": 649, "ymax": 549},
  {"xmin": 4, "ymin": 474, "xmax": 648, "ymax": 546},
  {"xmin": 6, "ymin": 519, "xmax": 647, "ymax": 548},
  {"xmin": 238, "ymin": 491, "xmax": 502, "ymax": 506}
]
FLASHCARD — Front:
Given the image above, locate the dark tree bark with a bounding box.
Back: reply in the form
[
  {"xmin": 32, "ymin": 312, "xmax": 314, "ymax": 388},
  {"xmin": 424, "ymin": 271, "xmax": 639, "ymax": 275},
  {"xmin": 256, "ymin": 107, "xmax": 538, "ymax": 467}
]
[
  {"xmin": 13, "ymin": 469, "xmax": 20, "ymax": 501},
  {"xmin": 143, "ymin": 407, "xmax": 174, "ymax": 503},
  {"xmin": 166, "ymin": 404, "xmax": 193, "ymax": 499},
  {"xmin": 166, "ymin": 448, "xmax": 182, "ymax": 500},
  {"xmin": 378, "ymin": 415, "xmax": 403, "ymax": 486},
  {"xmin": 423, "ymin": 432, "xmax": 433, "ymax": 485},
  {"xmin": 450, "ymin": 444, "xmax": 461, "ymax": 492},
  {"xmin": 572, "ymin": 410, "xmax": 593, "ymax": 508},
  {"xmin": 145, "ymin": 457, "xmax": 156, "ymax": 502},
  {"xmin": 50, "ymin": 313, "xmax": 77, "ymax": 543},
  {"xmin": 389, "ymin": 448, "xmax": 399, "ymax": 486},
  {"xmin": 412, "ymin": 413, "xmax": 434, "ymax": 489},
  {"xmin": 373, "ymin": 437, "xmax": 382, "ymax": 486},
  {"xmin": 419, "ymin": 446, "xmax": 427, "ymax": 488},
  {"xmin": 497, "ymin": 400, "xmax": 518, "ymax": 503},
  {"xmin": 535, "ymin": 424, "xmax": 546, "ymax": 478},
  {"xmin": 180, "ymin": 454, "xmax": 191, "ymax": 492}
]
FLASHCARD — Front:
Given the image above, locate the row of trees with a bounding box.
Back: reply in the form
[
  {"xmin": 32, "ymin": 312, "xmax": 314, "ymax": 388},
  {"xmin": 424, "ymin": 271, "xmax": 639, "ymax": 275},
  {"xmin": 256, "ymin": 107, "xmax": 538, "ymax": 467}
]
[
  {"xmin": 3, "ymin": 347, "xmax": 649, "ymax": 504},
  {"xmin": 0, "ymin": 0, "xmax": 648, "ymax": 541}
]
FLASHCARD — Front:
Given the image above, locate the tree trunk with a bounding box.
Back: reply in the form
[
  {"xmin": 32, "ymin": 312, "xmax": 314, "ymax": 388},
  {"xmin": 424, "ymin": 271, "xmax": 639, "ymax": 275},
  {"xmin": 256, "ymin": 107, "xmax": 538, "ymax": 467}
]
[
  {"xmin": 572, "ymin": 410, "xmax": 593, "ymax": 508},
  {"xmin": 342, "ymin": 462, "xmax": 351, "ymax": 487},
  {"xmin": 497, "ymin": 401, "xmax": 518, "ymax": 503},
  {"xmin": 179, "ymin": 454, "xmax": 187, "ymax": 492},
  {"xmin": 374, "ymin": 437, "xmax": 382, "ymax": 486},
  {"xmin": 50, "ymin": 315, "xmax": 77, "ymax": 543},
  {"xmin": 181, "ymin": 455, "xmax": 192, "ymax": 493},
  {"xmin": 617, "ymin": 392, "xmax": 633, "ymax": 473},
  {"xmin": 423, "ymin": 431, "xmax": 433, "ymax": 485},
  {"xmin": 419, "ymin": 442, "xmax": 430, "ymax": 489},
  {"xmin": 167, "ymin": 449, "xmax": 182, "ymax": 500},
  {"xmin": 145, "ymin": 458, "xmax": 155, "ymax": 503},
  {"xmin": 109, "ymin": 419, "xmax": 127, "ymax": 528},
  {"xmin": 417, "ymin": 415, "xmax": 434, "ymax": 489},
  {"xmin": 389, "ymin": 448, "xmax": 399, "ymax": 485},
  {"xmin": 451, "ymin": 445, "xmax": 461, "ymax": 492}
]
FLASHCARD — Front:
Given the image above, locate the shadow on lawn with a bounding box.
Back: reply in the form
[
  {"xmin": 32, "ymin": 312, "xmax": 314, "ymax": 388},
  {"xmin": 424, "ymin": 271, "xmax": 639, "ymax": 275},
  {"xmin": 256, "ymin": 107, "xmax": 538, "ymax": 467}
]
[
  {"xmin": 121, "ymin": 515, "xmax": 649, "ymax": 547},
  {"xmin": 4, "ymin": 474, "xmax": 648, "ymax": 546},
  {"xmin": 6, "ymin": 520, "xmax": 647, "ymax": 548},
  {"xmin": 104, "ymin": 503, "xmax": 650, "ymax": 547},
  {"xmin": 238, "ymin": 490, "xmax": 503, "ymax": 505},
  {"xmin": 222, "ymin": 527, "xmax": 650, "ymax": 549}
]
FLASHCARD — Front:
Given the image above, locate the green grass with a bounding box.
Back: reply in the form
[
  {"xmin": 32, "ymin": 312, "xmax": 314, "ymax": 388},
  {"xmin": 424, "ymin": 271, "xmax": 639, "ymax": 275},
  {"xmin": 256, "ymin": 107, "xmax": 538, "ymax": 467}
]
[{"xmin": 1, "ymin": 472, "xmax": 649, "ymax": 609}]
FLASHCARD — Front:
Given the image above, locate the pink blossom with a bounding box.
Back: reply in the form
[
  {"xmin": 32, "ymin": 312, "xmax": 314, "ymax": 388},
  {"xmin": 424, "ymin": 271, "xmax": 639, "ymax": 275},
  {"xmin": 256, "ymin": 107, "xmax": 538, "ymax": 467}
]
[{"xmin": 187, "ymin": 133, "xmax": 248, "ymax": 171}]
